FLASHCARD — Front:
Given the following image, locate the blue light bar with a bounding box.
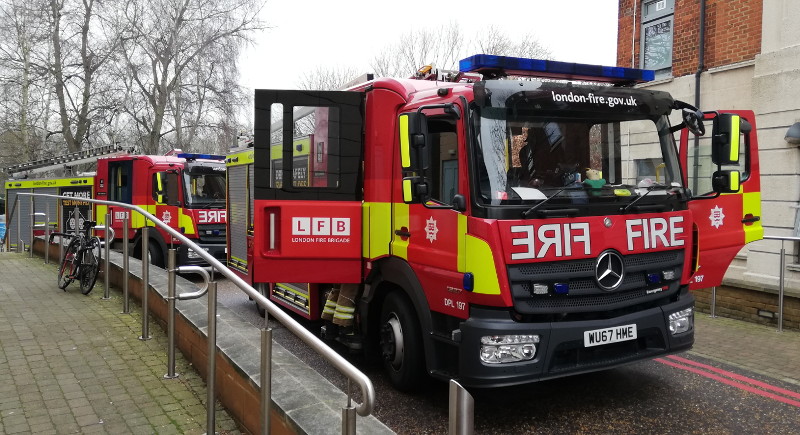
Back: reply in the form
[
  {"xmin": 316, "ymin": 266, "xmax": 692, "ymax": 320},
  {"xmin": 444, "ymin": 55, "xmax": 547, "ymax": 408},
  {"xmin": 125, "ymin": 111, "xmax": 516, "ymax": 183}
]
[
  {"xmin": 459, "ymin": 54, "xmax": 655, "ymax": 85},
  {"xmin": 554, "ymin": 283, "xmax": 570, "ymax": 295},
  {"xmin": 176, "ymin": 153, "xmax": 225, "ymax": 161}
]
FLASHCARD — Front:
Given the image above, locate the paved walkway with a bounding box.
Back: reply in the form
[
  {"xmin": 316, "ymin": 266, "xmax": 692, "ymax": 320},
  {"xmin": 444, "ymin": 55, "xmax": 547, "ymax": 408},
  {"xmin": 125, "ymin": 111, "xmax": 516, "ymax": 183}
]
[
  {"xmin": 692, "ymin": 312, "xmax": 800, "ymax": 387},
  {"xmin": 0, "ymin": 253, "xmax": 239, "ymax": 434}
]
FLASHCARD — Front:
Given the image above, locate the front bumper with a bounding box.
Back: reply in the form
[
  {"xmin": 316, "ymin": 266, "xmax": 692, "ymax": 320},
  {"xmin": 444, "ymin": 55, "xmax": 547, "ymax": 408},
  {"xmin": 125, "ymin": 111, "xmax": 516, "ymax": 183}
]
[{"xmin": 453, "ymin": 294, "xmax": 694, "ymax": 388}]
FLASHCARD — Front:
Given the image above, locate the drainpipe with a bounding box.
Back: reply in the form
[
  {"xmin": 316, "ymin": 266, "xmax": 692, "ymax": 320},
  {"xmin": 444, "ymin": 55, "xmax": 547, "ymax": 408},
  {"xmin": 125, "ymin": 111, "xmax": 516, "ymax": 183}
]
[{"xmin": 692, "ymin": 0, "xmax": 707, "ymax": 192}]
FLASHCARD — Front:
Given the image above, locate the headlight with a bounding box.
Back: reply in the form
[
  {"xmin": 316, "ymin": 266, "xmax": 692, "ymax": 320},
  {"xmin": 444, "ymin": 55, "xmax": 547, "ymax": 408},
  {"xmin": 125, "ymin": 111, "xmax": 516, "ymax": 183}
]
[
  {"xmin": 187, "ymin": 247, "xmax": 208, "ymax": 259},
  {"xmin": 668, "ymin": 307, "xmax": 694, "ymax": 335},
  {"xmin": 480, "ymin": 335, "xmax": 539, "ymax": 364}
]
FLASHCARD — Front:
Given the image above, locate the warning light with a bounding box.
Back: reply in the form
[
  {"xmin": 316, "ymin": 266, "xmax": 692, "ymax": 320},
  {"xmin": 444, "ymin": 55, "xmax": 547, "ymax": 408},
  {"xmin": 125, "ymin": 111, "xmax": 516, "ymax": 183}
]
[
  {"xmin": 176, "ymin": 153, "xmax": 225, "ymax": 161},
  {"xmin": 458, "ymin": 54, "xmax": 655, "ymax": 85}
]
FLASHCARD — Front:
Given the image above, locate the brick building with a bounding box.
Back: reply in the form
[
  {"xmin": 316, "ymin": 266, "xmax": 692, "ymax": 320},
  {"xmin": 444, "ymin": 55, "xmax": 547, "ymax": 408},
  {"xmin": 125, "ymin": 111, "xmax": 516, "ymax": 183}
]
[{"xmin": 617, "ymin": 0, "xmax": 799, "ymax": 330}]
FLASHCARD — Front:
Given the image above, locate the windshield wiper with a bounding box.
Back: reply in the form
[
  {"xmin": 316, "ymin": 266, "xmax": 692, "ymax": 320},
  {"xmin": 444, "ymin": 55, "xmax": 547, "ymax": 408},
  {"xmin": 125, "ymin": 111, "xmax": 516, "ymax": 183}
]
[
  {"xmin": 621, "ymin": 184, "xmax": 676, "ymax": 213},
  {"xmin": 522, "ymin": 186, "xmax": 582, "ymax": 218}
]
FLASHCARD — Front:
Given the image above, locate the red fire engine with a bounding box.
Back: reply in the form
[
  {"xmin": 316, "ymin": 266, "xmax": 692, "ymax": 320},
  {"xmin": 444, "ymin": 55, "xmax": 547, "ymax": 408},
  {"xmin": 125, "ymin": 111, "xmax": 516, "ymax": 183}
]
[
  {"xmin": 226, "ymin": 55, "xmax": 762, "ymax": 390},
  {"xmin": 5, "ymin": 147, "xmax": 227, "ymax": 267}
]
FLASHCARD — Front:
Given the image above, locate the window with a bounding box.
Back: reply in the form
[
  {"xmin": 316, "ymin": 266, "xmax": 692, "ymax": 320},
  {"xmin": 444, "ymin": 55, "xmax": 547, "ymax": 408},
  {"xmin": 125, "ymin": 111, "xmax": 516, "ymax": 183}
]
[
  {"xmin": 269, "ymin": 105, "xmax": 343, "ymax": 190},
  {"xmin": 640, "ymin": 0, "xmax": 674, "ymax": 78}
]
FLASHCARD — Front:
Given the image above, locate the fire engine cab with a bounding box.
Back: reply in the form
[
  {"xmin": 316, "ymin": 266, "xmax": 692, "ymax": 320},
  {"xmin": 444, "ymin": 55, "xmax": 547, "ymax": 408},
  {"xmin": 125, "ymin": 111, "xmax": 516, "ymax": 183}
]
[{"xmin": 226, "ymin": 54, "xmax": 762, "ymax": 390}]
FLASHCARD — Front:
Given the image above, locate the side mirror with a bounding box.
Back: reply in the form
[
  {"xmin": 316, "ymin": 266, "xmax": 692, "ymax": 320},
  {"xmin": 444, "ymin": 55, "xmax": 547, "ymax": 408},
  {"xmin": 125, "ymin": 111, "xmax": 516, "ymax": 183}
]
[
  {"xmin": 399, "ymin": 112, "xmax": 429, "ymax": 170},
  {"xmin": 401, "ymin": 177, "xmax": 428, "ymax": 204},
  {"xmin": 712, "ymin": 113, "xmax": 743, "ymax": 165},
  {"xmin": 712, "ymin": 170, "xmax": 741, "ymax": 194},
  {"xmin": 682, "ymin": 108, "xmax": 706, "ymax": 136},
  {"xmin": 452, "ymin": 194, "xmax": 467, "ymax": 212}
]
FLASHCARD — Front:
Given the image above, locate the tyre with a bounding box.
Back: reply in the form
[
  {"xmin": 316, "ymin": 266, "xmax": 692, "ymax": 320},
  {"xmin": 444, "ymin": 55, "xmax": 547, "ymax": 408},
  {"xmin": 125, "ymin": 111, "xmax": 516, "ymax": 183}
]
[
  {"xmin": 379, "ymin": 291, "xmax": 426, "ymax": 391},
  {"xmin": 58, "ymin": 238, "xmax": 81, "ymax": 290},
  {"xmin": 255, "ymin": 282, "xmax": 268, "ymax": 317},
  {"xmin": 79, "ymin": 238, "xmax": 101, "ymax": 295},
  {"xmin": 147, "ymin": 241, "xmax": 164, "ymax": 268}
]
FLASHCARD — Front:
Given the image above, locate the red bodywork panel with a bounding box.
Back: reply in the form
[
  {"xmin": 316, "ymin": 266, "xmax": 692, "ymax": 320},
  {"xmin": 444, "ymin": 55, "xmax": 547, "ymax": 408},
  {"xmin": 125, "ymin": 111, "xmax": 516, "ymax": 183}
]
[{"xmin": 252, "ymin": 200, "xmax": 363, "ymax": 284}]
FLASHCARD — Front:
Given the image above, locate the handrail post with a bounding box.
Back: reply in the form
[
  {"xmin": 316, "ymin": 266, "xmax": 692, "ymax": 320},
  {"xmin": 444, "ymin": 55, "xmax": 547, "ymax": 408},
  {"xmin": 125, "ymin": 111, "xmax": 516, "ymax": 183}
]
[
  {"xmin": 261, "ymin": 321, "xmax": 272, "ymax": 435},
  {"xmin": 102, "ymin": 213, "xmax": 113, "ymax": 300},
  {"xmin": 16, "ymin": 198, "xmax": 23, "ymax": 253},
  {"xmin": 121, "ymin": 217, "xmax": 130, "ymax": 314},
  {"xmin": 448, "ymin": 380, "xmax": 474, "ymax": 435},
  {"xmin": 139, "ymin": 226, "xmax": 151, "ymax": 340},
  {"xmin": 164, "ymin": 248, "xmax": 179, "ymax": 379},
  {"xmin": 710, "ymin": 287, "xmax": 717, "ymax": 318},
  {"xmin": 206, "ymin": 280, "xmax": 218, "ymax": 434},
  {"xmin": 342, "ymin": 380, "xmax": 356, "ymax": 435},
  {"xmin": 778, "ymin": 240, "xmax": 785, "ymax": 332},
  {"xmin": 29, "ymin": 195, "xmax": 35, "ymax": 257},
  {"xmin": 44, "ymin": 205, "xmax": 50, "ymax": 264}
]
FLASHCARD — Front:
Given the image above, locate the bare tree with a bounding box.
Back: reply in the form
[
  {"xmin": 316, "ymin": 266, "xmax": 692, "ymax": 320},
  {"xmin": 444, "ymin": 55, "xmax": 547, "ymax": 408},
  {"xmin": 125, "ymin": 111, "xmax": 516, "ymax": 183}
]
[
  {"xmin": 369, "ymin": 23, "xmax": 552, "ymax": 79},
  {"xmin": 371, "ymin": 22, "xmax": 464, "ymax": 78},
  {"xmin": 0, "ymin": 0, "xmax": 52, "ymax": 165},
  {"xmin": 119, "ymin": 0, "xmax": 265, "ymax": 155},
  {"xmin": 474, "ymin": 25, "xmax": 552, "ymax": 59},
  {"xmin": 47, "ymin": 0, "xmax": 123, "ymax": 153},
  {"xmin": 299, "ymin": 65, "xmax": 361, "ymax": 91}
]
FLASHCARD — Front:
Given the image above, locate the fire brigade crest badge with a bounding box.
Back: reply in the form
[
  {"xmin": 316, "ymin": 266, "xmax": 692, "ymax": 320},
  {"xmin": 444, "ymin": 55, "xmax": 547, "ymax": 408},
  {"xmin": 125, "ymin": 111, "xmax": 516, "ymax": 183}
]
[
  {"xmin": 162, "ymin": 210, "xmax": 173, "ymax": 225},
  {"xmin": 425, "ymin": 217, "xmax": 439, "ymax": 243},
  {"xmin": 709, "ymin": 206, "xmax": 725, "ymax": 229}
]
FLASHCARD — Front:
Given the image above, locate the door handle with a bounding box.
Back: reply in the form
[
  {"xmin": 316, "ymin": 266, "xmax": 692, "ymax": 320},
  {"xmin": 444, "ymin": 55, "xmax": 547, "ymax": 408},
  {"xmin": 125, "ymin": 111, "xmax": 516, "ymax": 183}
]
[
  {"xmin": 742, "ymin": 215, "xmax": 760, "ymax": 224},
  {"xmin": 395, "ymin": 229, "xmax": 411, "ymax": 238}
]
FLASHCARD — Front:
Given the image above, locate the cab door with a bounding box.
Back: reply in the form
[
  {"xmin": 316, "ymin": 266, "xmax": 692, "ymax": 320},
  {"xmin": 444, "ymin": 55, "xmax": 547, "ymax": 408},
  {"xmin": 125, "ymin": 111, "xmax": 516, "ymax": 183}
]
[
  {"xmin": 152, "ymin": 169, "xmax": 181, "ymax": 234},
  {"xmin": 251, "ymin": 89, "xmax": 365, "ymax": 284},
  {"xmin": 393, "ymin": 104, "xmax": 471, "ymax": 319},
  {"xmin": 679, "ymin": 110, "xmax": 763, "ymax": 289}
]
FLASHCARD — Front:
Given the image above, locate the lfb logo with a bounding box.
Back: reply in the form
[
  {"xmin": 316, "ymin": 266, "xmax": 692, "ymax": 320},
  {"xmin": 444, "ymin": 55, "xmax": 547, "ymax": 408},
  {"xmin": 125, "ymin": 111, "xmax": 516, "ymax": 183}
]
[{"xmin": 292, "ymin": 217, "xmax": 350, "ymax": 236}]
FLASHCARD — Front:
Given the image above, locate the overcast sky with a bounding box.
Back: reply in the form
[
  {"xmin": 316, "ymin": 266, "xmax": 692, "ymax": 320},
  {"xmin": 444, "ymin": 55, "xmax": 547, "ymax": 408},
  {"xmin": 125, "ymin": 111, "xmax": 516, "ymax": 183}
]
[{"xmin": 239, "ymin": 0, "xmax": 620, "ymax": 91}]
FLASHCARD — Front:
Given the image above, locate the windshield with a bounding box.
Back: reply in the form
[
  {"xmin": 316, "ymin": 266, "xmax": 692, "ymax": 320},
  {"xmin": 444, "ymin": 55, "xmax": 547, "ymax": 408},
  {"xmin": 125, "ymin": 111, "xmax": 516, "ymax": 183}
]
[
  {"xmin": 183, "ymin": 165, "xmax": 226, "ymax": 208},
  {"xmin": 472, "ymin": 81, "xmax": 682, "ymax": 212}
]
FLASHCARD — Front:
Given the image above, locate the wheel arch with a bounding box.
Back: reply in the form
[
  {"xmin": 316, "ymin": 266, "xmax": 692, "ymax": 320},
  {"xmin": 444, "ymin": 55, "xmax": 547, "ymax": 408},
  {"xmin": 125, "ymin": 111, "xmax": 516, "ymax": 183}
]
[
  {"xmin": 132, "ymin": 227, "xmax": 167, "ymax": 261},
  {"xmin": 362, "ymin": 257, "xmax": 435, "ymax": 372}
]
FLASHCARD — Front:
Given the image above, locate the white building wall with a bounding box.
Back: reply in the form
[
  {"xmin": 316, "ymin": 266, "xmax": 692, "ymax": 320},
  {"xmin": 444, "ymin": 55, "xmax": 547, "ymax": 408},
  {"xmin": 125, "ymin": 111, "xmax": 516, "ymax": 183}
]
[{"xmin": 632, "ymin": 0, "xmax": 800, "ymax": 295}]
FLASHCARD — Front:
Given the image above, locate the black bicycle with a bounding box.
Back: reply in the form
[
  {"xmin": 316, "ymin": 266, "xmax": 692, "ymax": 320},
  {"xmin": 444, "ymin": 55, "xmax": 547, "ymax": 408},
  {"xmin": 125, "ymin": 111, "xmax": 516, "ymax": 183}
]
[{"xmin": 51, "ymin": 220, "xmax": 101, "ymax": 294}]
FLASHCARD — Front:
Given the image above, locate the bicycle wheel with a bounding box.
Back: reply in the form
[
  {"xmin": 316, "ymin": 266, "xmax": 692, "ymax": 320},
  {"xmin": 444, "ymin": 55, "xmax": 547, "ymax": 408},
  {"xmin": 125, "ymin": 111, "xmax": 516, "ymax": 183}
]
[
  {"xmin": 58, "ymin": 238, "xmax": 81, "ymax": 290},
  {"xmin": 79, "ymin": 238, "xmax": 101, "ymax": 295}
]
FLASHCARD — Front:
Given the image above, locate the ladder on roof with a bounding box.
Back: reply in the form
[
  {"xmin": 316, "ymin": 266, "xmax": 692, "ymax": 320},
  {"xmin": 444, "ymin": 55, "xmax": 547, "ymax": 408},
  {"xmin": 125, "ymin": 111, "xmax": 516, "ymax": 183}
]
[{"xmin": 3, "ymin": 144, "xmax": 134, "ymax": 179}]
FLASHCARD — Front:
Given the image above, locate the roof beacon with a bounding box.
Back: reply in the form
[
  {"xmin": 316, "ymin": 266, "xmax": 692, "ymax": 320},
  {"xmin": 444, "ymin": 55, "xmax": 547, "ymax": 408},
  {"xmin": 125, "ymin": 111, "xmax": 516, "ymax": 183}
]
[
  {"xmin": 176, "ymin": 153, "xmax": 226, "ymax": 161},
  {"xmin": 458, "ymin": 54, "xmax": 655, "ymax": 85}
]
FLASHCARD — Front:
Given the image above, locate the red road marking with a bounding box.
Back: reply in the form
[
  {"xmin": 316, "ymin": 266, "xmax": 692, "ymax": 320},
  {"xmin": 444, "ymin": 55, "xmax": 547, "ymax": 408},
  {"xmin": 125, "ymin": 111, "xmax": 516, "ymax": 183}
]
[
  {"xmin": 666, "ymin": 355, "xmax": 800, "ymax": 400},
  {"xmin": 655, "ymin": 356, "xmax": 800, "ymax": 408}
]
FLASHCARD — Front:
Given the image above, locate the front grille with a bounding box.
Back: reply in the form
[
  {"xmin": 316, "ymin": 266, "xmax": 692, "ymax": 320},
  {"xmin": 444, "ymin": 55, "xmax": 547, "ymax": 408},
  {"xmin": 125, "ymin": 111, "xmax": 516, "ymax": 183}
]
[
  {"xmin": 508, "ymin": 250, "xmax": 683, "ymax": 314},
  {"xmin": 196, "ymin": 224, "xmax": 226, "ymax": 243}
]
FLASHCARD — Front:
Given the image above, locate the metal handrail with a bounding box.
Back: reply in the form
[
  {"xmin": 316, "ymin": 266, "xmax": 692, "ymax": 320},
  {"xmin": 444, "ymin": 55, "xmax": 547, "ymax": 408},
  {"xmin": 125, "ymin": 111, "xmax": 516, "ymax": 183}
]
[
  {"xmin": 15, "ymin": 192, "xmax": 376, "ymax": 418},
  {"xmin": 761, "ymin": 235, "xmax": 798, "ymax": 332}
]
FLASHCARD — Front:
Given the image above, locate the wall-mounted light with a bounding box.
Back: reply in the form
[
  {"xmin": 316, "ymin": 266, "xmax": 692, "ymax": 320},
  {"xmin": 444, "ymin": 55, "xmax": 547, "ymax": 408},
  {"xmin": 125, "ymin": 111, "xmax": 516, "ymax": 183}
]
[{"xmin": 784, "ymin": 122, "xmax": 800, "ymax": 144}]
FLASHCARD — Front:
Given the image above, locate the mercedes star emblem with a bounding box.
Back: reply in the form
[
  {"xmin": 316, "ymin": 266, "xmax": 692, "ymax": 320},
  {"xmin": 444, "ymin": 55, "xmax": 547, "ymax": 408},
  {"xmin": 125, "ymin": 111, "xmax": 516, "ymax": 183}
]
[{"xmin": 596, "ymin": 250, "xmax": 625, "ymax": 291}]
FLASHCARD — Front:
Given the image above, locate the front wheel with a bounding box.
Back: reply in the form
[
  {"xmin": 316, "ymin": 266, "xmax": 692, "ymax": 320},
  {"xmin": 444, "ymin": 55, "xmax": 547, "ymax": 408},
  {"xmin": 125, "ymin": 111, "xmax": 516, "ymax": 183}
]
[
  {"xmin": 379, "ymin": 291, "xmax": 426, "ymax": 391},
  {"xmin": 58, "ymin": 238, "xmax": 81, "ymax": 290},
  {"xmin": 255, "ymin": 283, "xmax": 268, "ymax": 317},
  {"xmin": 79, "ymin": 238, "xmax": 101, "ymax": 294}
]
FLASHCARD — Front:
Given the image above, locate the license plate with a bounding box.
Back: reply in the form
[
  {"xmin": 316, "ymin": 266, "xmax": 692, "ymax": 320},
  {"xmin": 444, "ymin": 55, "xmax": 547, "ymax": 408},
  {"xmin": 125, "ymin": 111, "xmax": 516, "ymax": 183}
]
[{"xmin": 583, "ymin": 324, "xmax": 637, "ymax": 347}]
